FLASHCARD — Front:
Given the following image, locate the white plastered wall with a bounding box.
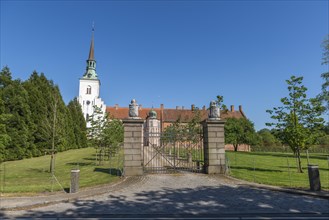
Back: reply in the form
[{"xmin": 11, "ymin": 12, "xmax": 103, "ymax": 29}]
[{"xmin": 78, "ymin": 78, "xmax": 106, "ymax": 127}]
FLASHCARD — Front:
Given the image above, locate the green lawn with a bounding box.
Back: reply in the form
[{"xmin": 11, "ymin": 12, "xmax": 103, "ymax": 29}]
[
  {"xmin": 0, "ymin": 147, "xmax": 123, "ymax": 195},
  {"xmin": 226, "ymin": 151, "xmax": 329, "ymax": 190},
  {"xmin": 2, "ymin": 148, "xmax": 328, "ymax": 194}
]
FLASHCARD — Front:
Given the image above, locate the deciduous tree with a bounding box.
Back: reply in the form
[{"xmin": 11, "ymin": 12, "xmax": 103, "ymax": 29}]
[
  {"xmin": 87, "ymin": 106, "xmax": 123, "ymax": 164},
  {"xmin": 162, "ymin": 108, "xmax": 202, "ymax": 143},
  {"xmin": 266, "ymin": 76, "xmax": 324, "ymax": 173},
  {"xmin": 257, "ymin": 128, "xmax": 281, "ymax": 147},
  {"xmin": 215, "ymin": 95, "xmax": 227, "ymax": 111},
  {"xmin": 318, "ymin": 35, "xmax": 329, "ymax": 121},
  {"xmin": 225, "ymin": 117, "xmax": 257, "ymax": 151}
]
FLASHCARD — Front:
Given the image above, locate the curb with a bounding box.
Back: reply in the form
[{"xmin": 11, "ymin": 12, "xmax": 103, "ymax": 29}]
[
  {"xmin": 0, "ymin": 176, "xmax": 129, "ymax": 211},
  {"xmin": 224, "ymin": 174, "xmax": 329, "ymax": 199},
  {"xmin": 1, "ymin": 174, "xmax": 328, "ymax": 211}
]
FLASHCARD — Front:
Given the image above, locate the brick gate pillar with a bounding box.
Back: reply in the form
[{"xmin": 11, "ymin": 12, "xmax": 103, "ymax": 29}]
[
  {"xmin": 203, "ymin": 119, "xmax": 226, "ymax": 174},
  {"xmin": 122, "ymin": 119, "xmax": 144, "ymax": 176}
]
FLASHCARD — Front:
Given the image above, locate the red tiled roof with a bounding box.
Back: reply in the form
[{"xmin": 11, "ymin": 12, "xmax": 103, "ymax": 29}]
[
  {"xmin": 106, "ymin": 106, "xmax": 245, "ymax": 122},
  {"xmin": 107, "ymin": 107, "xmax": 161, "ymax": 120},
  {"xmin": 162, "ymin": 109, "xmax": 207, "ymax": 122}
]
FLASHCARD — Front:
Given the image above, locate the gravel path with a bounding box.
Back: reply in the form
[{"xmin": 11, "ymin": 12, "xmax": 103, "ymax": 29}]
[{"xmin": 2, "ymin": 173, "xmax": 329, "ymax": 218}]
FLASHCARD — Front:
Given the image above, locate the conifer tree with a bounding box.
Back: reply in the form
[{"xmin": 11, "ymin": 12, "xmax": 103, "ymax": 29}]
[
  {"xmin": 67, "ymin": 98, "xmax": 87, "ymax": 148},
  {"xmin": 1, "ymin": 67, "xmax": 89, "ymax": 161},
  {"xmin": 0, "ymin": 67, "xmax": 35, "ymax": 160},
  {"xmin": 0, "ymin": 90, "xmax": 11, "ymax": 162},
  {"xmin": 23, "ymin": 72, "xmax": 50, "ymax": 155}
]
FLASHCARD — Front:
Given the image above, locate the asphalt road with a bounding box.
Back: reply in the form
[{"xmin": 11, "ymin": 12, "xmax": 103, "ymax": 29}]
[{"xmin": 2, "ymin": 173, "xmax": 329, "ymax": 219}]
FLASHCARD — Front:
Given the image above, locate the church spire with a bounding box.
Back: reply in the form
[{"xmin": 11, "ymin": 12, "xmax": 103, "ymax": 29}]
[
  {"xmin": 88, "ymin": 23, "xmax": 95, "ymax": 60},
  {"xmin": 83, "ymin": 23, "xmax": 98, "ymax": 79}
]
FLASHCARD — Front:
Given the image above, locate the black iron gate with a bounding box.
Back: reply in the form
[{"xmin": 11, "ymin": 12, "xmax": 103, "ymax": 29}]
[{"xmin": 143, "ymin": 131, "xmax": 204, "ymax": 173}]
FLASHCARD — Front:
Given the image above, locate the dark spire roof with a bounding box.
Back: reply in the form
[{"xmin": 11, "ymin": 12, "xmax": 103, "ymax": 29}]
[
  {"xmin": 88, "ymin": 28, "xmax": 95, "ymax": 60},
  {"xmin": 83, "ymin": 24, "xmax": 98, "ymax": 79}
]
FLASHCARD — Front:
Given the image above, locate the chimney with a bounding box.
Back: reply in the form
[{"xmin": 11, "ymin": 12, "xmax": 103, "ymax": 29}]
[
  {"xmin": 160, "ymin": 104, "xmax": 164, "ymax": 109},
  {"xmin": 115, "ymin": 104, "xmax": 118, "ymax": 110},
  {"xmin": 191, "ymin": 104, "xmax": 195, "ymax": 111},
  {"xmin": 182, "ymin": 106, "xmax": 184, "ymax": 110},
  {"xmin": 202, "ymin": 105, "xmax": 206, "ymax": 110},
  {"xmin": 239, "ymin": 105, "xmax": 242, "ymax": 112},
  {"xmin": 230, "ymin": 105, "xmax": 235, "ymax": 112},
  {"xmin": 139, "ymin": 104, "xmax": 142, "ymax": 110}
]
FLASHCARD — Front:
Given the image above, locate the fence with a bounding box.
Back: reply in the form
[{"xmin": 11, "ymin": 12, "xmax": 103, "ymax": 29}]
[
  {"xmin": 225, "ymin": 151, "xmax": 329, "ymax": 190},
  {"xmin": 251, "ymin": 145, "xmax": 329, "ymax": 154}
]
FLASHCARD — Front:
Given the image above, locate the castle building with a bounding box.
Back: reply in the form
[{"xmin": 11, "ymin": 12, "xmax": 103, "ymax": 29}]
[
  {"xmin": 78, "ymin": 30, "xmax": 106, "ymax": 127},
  {"xmin": 106, "ymin": 104, "xmax": 250, "ymax": 151},
  {"xmin": 77, "ymin": 30, "xmax": 249, "ymax": 151}
]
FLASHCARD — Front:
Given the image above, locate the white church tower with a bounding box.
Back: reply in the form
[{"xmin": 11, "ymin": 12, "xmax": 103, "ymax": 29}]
[{"xmin": 78, "ymin": 28, "xmax": 106, "ymax": 127}]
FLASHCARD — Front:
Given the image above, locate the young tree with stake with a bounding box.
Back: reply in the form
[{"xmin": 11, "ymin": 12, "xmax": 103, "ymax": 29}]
[{"xmin": 266, "ymin": 76, "xmax": 324, "ymax": 173}]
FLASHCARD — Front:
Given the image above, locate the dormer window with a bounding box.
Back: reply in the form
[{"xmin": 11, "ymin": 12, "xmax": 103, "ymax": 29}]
[{"xmin": 86, "ymin": 86, "xmax": 92, "ymax": 94}]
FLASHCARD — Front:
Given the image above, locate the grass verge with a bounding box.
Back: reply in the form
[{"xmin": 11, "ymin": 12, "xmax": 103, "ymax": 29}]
[
  {"xmin": 226, "ymin": 151, "xmax": 329, "ymax": 190},
  {"xmin": 0, "ymin": 147, "xmax": 123, "ymax": 195}
]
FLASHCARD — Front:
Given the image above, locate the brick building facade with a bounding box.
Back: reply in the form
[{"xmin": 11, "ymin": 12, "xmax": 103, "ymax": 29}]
[{"xmin": 107, "ymin": 104, "xmax": 250, "ymax": 151}]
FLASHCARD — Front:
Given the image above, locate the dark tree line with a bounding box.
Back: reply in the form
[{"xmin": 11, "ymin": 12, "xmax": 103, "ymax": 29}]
[{"xmin": 0, "ymin": 66, "xmax": 87, "ymax": 162}]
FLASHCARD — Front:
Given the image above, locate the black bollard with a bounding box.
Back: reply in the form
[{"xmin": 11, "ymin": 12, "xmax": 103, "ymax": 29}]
[{"xmin": 307, "ymin": 165, "xmax": 321, "ymax": 191}]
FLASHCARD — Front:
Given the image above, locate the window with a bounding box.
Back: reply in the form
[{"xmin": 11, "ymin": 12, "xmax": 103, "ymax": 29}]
[
  {"xmin": 86, "ymin": 86, "xmax": 91, "ymax": 94},
  {"xmin": 86, "ymin": 113, "xmax": 89, "ymax": 120}
]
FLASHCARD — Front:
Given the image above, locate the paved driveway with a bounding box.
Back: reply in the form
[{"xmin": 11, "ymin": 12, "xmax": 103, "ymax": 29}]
[{"xmin": 2, "ymin": 173, "xmax": 329, "ymax": 219}]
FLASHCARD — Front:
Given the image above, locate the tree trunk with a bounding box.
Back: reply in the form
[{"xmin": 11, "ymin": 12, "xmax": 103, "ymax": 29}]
[
  {"xmin": 296, "ymin": 147, "xmax": 303, "ymax": 173},
  {"xmin": 49, "ymin": 97, "xmax": 57, "ymax": 174},
  {"xmin": 50, "ymin": 153, "xmax": 54, "ymax": 173},
  {"xmin": 306, "ymin": 149, "xmax": 310, "ymax": 165},
  {"xmin": 234, "ymin": 144, "xmax": 238, "ymax": 152}
]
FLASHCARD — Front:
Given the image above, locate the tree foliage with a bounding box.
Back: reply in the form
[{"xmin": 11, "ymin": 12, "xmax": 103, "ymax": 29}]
[
  {"xmin": 1, "ymin": 68, "xmax": 34, "ymax": 160},
  {"xmin": 318, "ymin": 35, "xmax": 329, "ymax": 115},
  {"xmin": 257, "ymin": 128, "xmax": 281, "ymax": 147},
  {"xmin": 321, "ymin": 35, "xmax": 329, "ymax": 66},
  {"xmin": 67, "ymin": 98, "xmax": 88, "ymax": 149},
  {"xmin": 224, "ymin": 117, "xmax": 257, "ymax": 151},
  {"xmin": 215, "ymin": 95, "xmax": 228, "ymax": 111},
  {"xmin": 162, "ymin": 108, "xmax": 202, "ymax": 144},
  {"xmin": 266, "ymin": 76, "xmax": 325, "ymax": 173},
  {"xmin": 0, "ymin": 67, "xmax": 88, "ymax": 162},
  {"xmin": 87, "ymin": 105, "xmax": 123, "ymax": 164}
]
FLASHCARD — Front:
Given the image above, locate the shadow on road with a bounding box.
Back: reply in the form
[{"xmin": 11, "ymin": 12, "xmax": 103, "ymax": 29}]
[{"xmin": 3, "ymin": 182, "xmax": 329, "ymax": 218}]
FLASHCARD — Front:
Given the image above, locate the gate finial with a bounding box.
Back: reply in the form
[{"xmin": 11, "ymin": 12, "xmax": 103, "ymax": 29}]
[
  {"xmin": 209, "ymin": 100, "xmax": 220, "ymax": 120},
  {"xmin": 129, "ymin": 99, "xmax": 140, "ymax": 119}
]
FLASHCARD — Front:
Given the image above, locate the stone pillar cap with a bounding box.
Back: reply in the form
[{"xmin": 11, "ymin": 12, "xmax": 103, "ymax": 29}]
[{"xmin": 71, "ymin": 169, "xmax": 80, "ymax": 172}]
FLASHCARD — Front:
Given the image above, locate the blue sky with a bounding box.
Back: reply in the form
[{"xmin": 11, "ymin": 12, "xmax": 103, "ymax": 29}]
[{"xmin": 1, "ymin": 0, "xmax": 328, "ymax": 130}]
